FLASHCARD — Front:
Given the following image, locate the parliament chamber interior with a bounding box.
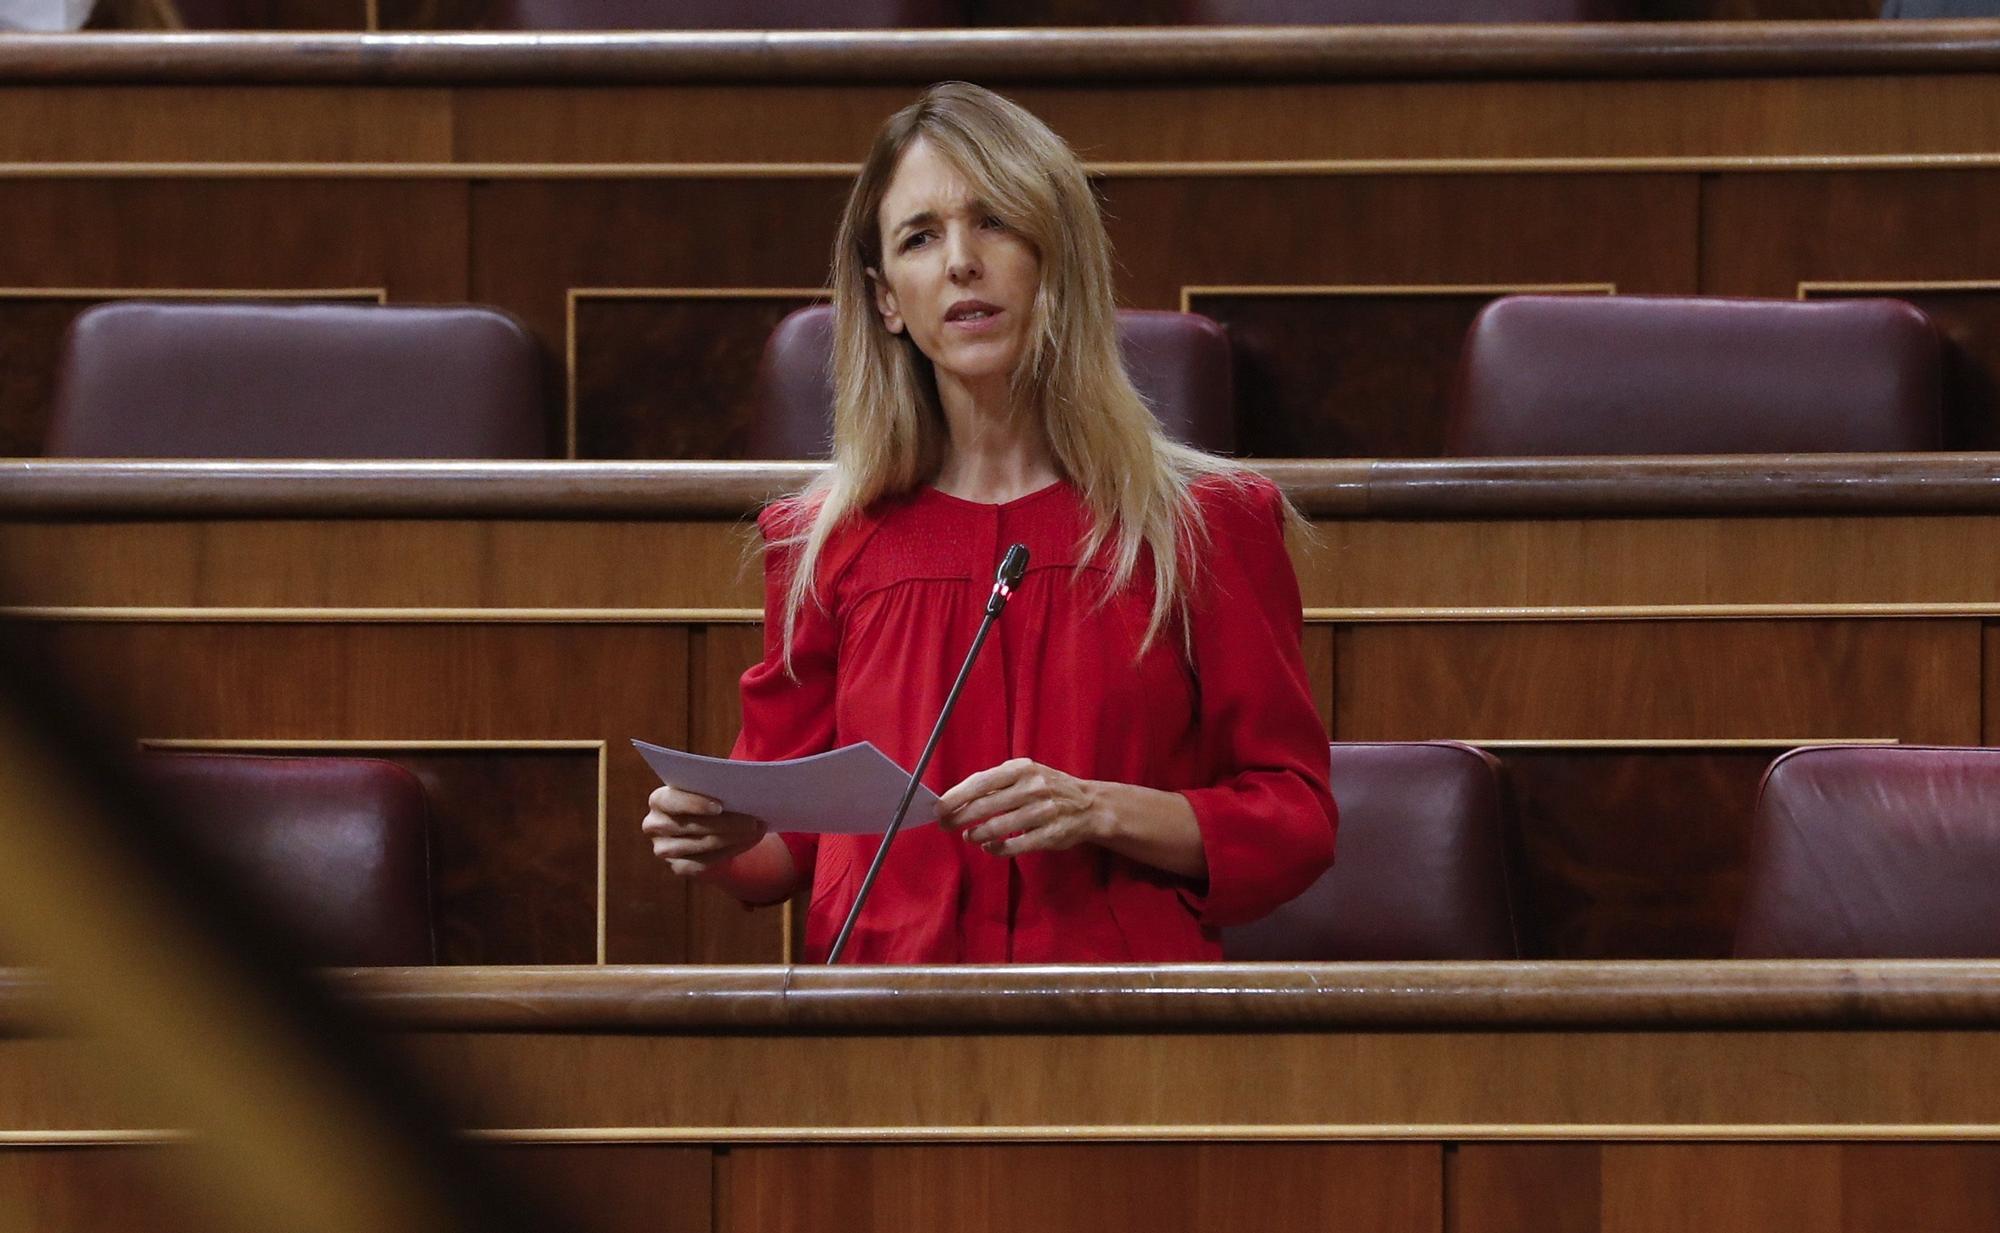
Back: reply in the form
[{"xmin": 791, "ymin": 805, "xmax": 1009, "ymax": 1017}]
[{"xmin": 7, "ymin": 0, "xmax": 2000, "ymax": 1229}]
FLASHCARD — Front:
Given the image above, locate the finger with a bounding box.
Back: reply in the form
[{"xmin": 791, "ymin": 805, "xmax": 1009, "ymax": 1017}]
[
  {"xmin": 936, "ymin": 758, "xmax": 1033, "ymax": 816},
  {"xmin": 964, "ymin": 799, "xmax": 1060, "ymax": 847},
  {"xmin": 940, "ymin": 780, "xmax": 1042, "ymax": 832},
  {"xmin": 651, "ymin": 785, "xmax": 722, "ymax": 815},
  {"xmin": 651, "ymin": 833, "xmax": 731, "ymax": 860},
  {"xmin": 988, "ymin": 818, "xmax": 1086, "ymax": 858}
]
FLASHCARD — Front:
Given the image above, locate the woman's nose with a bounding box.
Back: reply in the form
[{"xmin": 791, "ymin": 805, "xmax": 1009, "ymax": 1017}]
[{"xmin": 946, "ymin": 228, "xmax": 982, "ymax": 283}]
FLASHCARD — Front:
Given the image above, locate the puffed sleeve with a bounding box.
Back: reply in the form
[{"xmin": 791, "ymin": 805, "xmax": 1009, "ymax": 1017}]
[
  {"xmin": 730, "ymin": 500, "xmax": 839, "ymax": 886},
  {"xmin": 1175, "ymin": 477, "xmax": 1337, "ymax": 927}
]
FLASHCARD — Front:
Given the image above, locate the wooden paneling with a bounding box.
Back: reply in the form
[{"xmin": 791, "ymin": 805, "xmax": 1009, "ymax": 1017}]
[
  {"xmin": 478, "ymin": 1145, "xmax": 711, "ymax": 1233},
  {"xmin": 1335, "ymin": 620, "xmax": 1981, "ymax": 743},
  {"xmin": 1498, "ymin": 749, "xmax": 1776, "ymax": 958},
  {"xmin": 1452, "ymin": 1144, "xmax": 1600, "ymax": 1233},
  {"xmin": 0, "ymin": 87, "xmax": 448, "ymax": 163},
  {"xmin": 719, "ymin": 1144, "xmax": 1440, "ymax": 1233},
  {"xmin": 573, "ymin": 292, "xmax": 823, "ymax": 461},
  {"xmin": 1105, "ymin": 175, "xmax": 1697, "ymax": 310},
  {"xmin": 1839, "ymin": 1145, "xmax": 2000, "ymax": 1232},
  {"xmin": 23, "ymin": 621, "xmax": 690, "ymax": 963},
  {"xmin": 1603, "ymin": 1144, "xmax": 1842, "ymax": 1233},
  {"xmin": 0, "ymin": 520, "xmax": 761, "ymax": 609},
  {"xmin": 1300, "ymin": 515, "xmax": 2000, "ymax": 611},
  {"xmin": 1302, "ymin": 622, "xmax": 1335, "ymax": 735},
  {"xmin": 0, "ymin": 1147, "xmax": 204, "ymax": 1233},
  {"xmin": 1191, "ymin": 288, "xmax": 1606, "ymax": 457},
  {"xmin": 686, "ymin": 623, "xmax": 788, "ymax": 964}
]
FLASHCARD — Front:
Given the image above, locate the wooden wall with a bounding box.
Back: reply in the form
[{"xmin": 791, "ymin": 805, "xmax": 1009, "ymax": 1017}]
[
  {"xmin": 6, "ymin": 38, "xmax": 2000, "ymax": 459},
  {"xmin": 6, "ymin": 486, "xmax": 1999, "ymax": 965}
]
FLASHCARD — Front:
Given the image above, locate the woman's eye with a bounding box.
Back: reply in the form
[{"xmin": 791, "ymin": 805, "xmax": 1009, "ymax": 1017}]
[
  {"xmin": 981, "ymin": 215, "xmax": 1007, "ymax": 230},
  {"xmin": 900, "ymin": 231, "xmax": 932, "ymax": 252}
]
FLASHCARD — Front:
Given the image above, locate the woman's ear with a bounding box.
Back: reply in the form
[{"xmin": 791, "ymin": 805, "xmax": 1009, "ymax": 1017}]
[{"xmin": 866, "ymin": 268, "xmax": 904, "ymax": 336}]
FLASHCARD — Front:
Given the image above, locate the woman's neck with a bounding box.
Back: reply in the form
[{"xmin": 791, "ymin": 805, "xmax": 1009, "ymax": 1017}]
[{"xmin": 933, "ymin": 371, "xmax": 1059, "ymax": 504}]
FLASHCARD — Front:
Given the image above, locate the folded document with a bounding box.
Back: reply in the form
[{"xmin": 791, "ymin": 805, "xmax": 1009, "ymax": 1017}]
[{"xmin": 631, "ymin": 739, "xmax": 939, "ymax": 835}]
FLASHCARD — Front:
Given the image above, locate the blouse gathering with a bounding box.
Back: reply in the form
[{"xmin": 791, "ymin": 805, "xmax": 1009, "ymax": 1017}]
[{"xmin": 731, "ymin": 474, "xmax": 1337, "ymax": 964}]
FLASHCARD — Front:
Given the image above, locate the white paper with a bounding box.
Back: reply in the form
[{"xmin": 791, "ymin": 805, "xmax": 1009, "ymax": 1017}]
[
  {"xmin": 632, "ymin": 739, "xmax": 938, "ymax": 835},
  {"xmin": 0, "ymin": 1, "xmax": 97, "ymax": 31}
]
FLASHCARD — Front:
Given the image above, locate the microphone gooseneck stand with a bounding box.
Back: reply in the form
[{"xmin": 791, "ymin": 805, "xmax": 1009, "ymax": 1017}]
[{"xmin": 826, "ymin": 543, "xmax": 1029, "ymax": 965}]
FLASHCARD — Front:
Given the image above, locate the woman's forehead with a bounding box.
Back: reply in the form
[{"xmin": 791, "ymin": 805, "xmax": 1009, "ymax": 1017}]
[{"xmin": 879, "ymin": 139, "xmax": 981, "ymax": 225}]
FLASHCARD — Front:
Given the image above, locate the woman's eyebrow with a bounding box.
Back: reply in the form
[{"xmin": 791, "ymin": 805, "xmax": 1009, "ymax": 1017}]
[{"xmin": 891, "ymin": 209, "xmax": 940, "ymax": 236}]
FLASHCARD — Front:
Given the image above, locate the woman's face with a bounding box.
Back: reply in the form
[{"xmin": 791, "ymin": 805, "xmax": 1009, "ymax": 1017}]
[{"xmin": 870, "ymin": 137, "xmax": 1042, "ymax": 397}]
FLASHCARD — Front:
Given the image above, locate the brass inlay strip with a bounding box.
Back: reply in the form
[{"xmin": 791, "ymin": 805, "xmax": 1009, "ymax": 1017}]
[
  {"xmin": 563, "ymin": 285, "xmax": 829, "ymax": 460},
  {"xmin": 1301, "ymin": 603, "xmax": 2000, "ymax": 622},
  {"xmin": 139, "ymin": 738, "xmax": 612, "ymax": 966},
  {"xmin": 1800, "ymin": 279, "xmax": 2000, "ymax": 298},
  {"xmin": 7, "ymin": 154, "xmax": 2000, "ymax": 179}
]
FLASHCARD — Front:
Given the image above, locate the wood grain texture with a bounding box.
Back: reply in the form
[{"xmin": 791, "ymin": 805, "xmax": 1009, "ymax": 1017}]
[
  {"xmin": 1451, "ymin": 1143, "xmax": 1600, "ymax": 1233},
  {"xmin": 23, "ymin": 621, "xmax": 689, "ymax": 962},
  {"xmin": 719, "ymin": 1143, "xmax": 1440, "ymax": 1233},
  {"xmin": 0, "ymin": 86, "xmax": 447, "ymax": 162},
  {"xmin": 1109, "ymin": 175, "xmax": 1696, "ymax": 311},
  {"xmin": 1498, "ymin": 750, "xmax": 1776, "ymax": 958},
  {"xmin": 1603, "ymin": 1144, "xmax": 1842, "ymax": 1232},
  {"xmin": 477, "ymin": 1144, "xmax": 711, "ymax": 1233},
  {"xmin": 573, "ymin": 293, "xmax": 821, "ymax": 461},
  {"xmin": 14, "ymin": 28, "xmax": 2000, "ymax": 87},
  {"xmin": 0, "ymin": 1147, "xmax": 205, "ymax": 1233},
  {"xmin": 1334, "ymin": 620, "xmax": 1981, "ymax": 743},
  {"xmin": 685, "ymin": 623, "xmax": 788, "ymax": 965}
]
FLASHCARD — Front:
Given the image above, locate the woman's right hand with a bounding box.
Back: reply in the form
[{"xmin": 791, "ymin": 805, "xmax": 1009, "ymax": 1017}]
[{"xmin": 642, "ymin": 785, "xmax": 769, "ymax": 877}]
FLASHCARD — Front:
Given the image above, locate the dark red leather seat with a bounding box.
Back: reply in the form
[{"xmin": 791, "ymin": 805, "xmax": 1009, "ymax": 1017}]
[
  {"xmin": 491, "ymin": 0, "xmax": 965, "ymax": 27},
  {"xmin": 1447, "ymin": 295, "xmax": 1944, "ymax": 456},
  {"xmin": 137, "ymin": 752, "xmax": 435, "ymax": 966},
  {"xmin": 1223, "ymin": 742, "xmax": 1519, "ymax": 960},
  {"xmin": 47, "ymin": 302, "xmax": 548, "ymax": 459},
  {"xmin": 1735, "ymin": 745, "xmax": 2000, "ymax": 958},
  {"xmin": 748, "ymin": 304, "xmax": 1237, "ymax": 457},
  {"xmin": 1179, "ymin": 0, "xmax": 1628, "ymax": 20}
]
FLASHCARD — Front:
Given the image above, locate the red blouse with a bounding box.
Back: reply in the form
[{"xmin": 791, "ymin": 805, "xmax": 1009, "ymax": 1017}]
[{"xmin": 731, "ymin": 475, "xmax": 1336, "ymax": 964}]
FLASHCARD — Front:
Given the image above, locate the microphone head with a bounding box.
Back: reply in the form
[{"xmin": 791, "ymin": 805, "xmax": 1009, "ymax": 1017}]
[{"xmin": 997, "ymin": 543, "xmax": 1029, "ymax": 588}]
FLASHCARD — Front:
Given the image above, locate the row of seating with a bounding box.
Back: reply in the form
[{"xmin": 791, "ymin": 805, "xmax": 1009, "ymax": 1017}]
[
  {"xmin": 140, "ymin": 742, "xmax": 2000, "ymax": 966},
  {"xmin": 45, "ymin": 295, "xmax": 1946, "ymax": 459}
]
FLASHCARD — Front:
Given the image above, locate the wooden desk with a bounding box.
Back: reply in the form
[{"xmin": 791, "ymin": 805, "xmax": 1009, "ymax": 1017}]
[
  {"xmin": 2, "ymin": 456, "xmax": 1999, "ymax": 965},
  {"xmin": 5, "ymin": 962, "xmax": 2000, "ymax": 1230},
  {"xmin": 3, "ymin": 26, "xmax": 2000, "ymax": 458}
]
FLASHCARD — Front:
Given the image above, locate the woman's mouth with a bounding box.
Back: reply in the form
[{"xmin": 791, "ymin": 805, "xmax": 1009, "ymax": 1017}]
[{"xmin": 944, "ymin": 301, "xmax": 1004, "ymax": 332}]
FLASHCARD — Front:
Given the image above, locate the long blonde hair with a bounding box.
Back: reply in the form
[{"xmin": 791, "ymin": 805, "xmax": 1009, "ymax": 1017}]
[{"xmin": 778, "ymin": 81, "xmax": 1244, "ymax": 663}]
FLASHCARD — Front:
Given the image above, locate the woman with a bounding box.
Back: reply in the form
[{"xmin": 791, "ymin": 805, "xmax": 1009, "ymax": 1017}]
[{"xmin": 642, "ymin": 82, "xmax": 1335, "ymax": 963}]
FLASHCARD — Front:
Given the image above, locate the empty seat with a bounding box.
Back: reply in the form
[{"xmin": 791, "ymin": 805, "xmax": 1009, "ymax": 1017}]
[
  {"xmin": 1223, "ymin": 742, "xmax": 1519, "ymax": 960},
  {"xmin": 491, "ymin": 0, "xmax": 965, "ymax": 28},
  {"xmin": 1179, "ymin": 0, "xmax": 1628, "ymax": 20},
  {"xmin": 1446, "ymin": 295, "xmax": 1943, "ymax": 456},
  {"xmin": 47, "ymin": 302, "xmax": 548, "ymax": 459},
  {"xmin": 1735, "ymin": 745, "xmax": 2000, "ymax": 958},
  {"xmin": 748, "ymin": 304, "xmax": 1236, "ymax": 457},
  {"xmin": 136, "ymin": 752, "xmax": 435, "ymax": 966}
]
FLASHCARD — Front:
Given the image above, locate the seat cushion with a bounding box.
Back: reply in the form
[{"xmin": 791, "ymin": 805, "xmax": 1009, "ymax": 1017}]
[
  {"xmin": 48, "ymin": 302, "xmax": 549, "ymax": 459},
  {"xmin": 1223, "ymin": 741, "xmax": 1519, "ymax": 960},
  {"xmin": 1735, "ymin": 745, "xmax": 2000, "ymax": 958},
  {"xmin": 137, "ymin": 752, "xmax": 435, "ymax": 966},
  {"xmin": 1447, "ymin": 295, "xmax": 1944, "ymax": 456},
  {"xmin": 748, "ymin": 304, "xmax": 1236, "ymax": 457}
]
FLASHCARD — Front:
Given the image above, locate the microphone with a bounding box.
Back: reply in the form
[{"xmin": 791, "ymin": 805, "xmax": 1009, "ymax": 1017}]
[{"xmin": 826, "ymin": 543, "xmax": 1029, "ymax": 964}]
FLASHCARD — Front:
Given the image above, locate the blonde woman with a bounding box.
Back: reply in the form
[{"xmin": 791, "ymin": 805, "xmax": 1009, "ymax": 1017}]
[{"xmin": 643, "ymin": 82, "xmax": 1335, "ymax": 963}]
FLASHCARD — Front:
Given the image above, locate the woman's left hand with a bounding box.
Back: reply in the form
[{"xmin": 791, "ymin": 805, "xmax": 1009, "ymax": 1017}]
[{"xmin": 937, "ymin": 757, "xmax": 1105, "ymax": 857}]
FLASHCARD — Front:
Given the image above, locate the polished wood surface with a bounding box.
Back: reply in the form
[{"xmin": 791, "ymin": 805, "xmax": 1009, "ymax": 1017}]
[
  {"xmin": 7, "ymin": 458, "xmax": 2000, "ymax": 961},
  {"xmin": 6, "ymin": 26, "xmax": 2000, "ymax": 84}
]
